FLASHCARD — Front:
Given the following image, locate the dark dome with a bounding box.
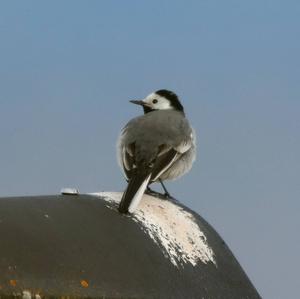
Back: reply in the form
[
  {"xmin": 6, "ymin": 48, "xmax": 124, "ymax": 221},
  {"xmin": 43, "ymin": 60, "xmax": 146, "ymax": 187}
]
[{"xmin": 0, "ymin": 192, "xmax": 261, "ymax": 299}]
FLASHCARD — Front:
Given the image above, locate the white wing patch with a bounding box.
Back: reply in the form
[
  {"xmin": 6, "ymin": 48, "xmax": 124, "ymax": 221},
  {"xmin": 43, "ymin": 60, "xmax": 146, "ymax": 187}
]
[
  {"xmin": 122, "ymin": 148, "xmax": 130, "ymax": 170},
  {"xmin": 175, "ymin": 139, "xmax": 192, "ymax": 154},
  {"xmin": 151, "ymin": 152, "xmax": 180, "ymax": 182}
]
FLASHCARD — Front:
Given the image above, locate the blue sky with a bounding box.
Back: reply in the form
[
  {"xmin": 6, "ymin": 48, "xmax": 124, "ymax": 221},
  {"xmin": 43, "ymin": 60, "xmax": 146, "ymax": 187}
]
[{"xmin": 0, "ymin": 1, "xmax": 299, "ymax": 298}]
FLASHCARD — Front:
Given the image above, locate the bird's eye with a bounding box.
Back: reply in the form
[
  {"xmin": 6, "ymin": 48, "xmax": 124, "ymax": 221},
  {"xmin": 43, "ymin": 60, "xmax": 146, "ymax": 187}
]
[{"xmin": 152, "ymin": 99, "xmax": 158, "ymax": 104}]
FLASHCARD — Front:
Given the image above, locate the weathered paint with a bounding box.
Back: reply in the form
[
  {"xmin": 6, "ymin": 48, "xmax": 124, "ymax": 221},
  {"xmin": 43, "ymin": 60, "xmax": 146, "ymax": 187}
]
[{"xmin": 92, "ymin": 192, "xmax": 216, "ymax": 267}]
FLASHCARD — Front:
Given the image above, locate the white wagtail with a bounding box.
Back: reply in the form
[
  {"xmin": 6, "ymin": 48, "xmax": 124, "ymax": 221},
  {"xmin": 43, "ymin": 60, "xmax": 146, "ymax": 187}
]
[{"xmin": 117, "ymin": 89, "xmax": 196, "ymax": 213}]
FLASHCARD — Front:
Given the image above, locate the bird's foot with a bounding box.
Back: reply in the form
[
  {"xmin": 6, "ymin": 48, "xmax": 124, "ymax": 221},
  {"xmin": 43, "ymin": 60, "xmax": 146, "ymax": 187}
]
[
  {"xmin": 145, "ymin": 186, "xmax": 162, "ymax": 197},
  {"xmin": 163, "ymin": 191, "xmax": 172, "ymax": 199},
  {"xmin": 146, "ymin": 186, "xmax": 173, "ymax": 200},
  {"xmin": 158, "ymin": 179, "xmax": 174, "ymax": 200}
]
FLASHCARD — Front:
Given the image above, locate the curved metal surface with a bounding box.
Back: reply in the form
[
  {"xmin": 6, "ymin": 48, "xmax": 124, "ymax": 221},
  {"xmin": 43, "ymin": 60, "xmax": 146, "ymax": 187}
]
[{"xmin": 0, "ymin": 194, "xmax": 261, "ymax": 299}]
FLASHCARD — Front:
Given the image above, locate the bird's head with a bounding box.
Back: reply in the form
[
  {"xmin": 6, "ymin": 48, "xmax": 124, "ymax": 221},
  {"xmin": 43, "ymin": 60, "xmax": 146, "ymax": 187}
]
[{"xmin": 130, "ymin": 89, "xmax": 184, "ymax": 114}]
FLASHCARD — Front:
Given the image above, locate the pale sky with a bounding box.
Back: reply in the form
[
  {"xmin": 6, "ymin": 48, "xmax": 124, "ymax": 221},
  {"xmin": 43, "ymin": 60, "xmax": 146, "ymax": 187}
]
[{"xmin": 0, "ymin": 1, "xmax": 299, "ymax": 298}]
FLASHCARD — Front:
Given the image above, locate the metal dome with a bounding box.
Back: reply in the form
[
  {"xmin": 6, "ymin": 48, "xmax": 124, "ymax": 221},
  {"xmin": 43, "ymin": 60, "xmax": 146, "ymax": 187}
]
[{"xmin": 0, "ymin": 192, "xmax": 261, "ymax": 299}]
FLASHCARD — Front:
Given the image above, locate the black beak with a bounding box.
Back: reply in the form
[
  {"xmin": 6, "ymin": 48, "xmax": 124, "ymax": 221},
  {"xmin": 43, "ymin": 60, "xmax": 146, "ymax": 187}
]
[{"xmin": 129, "ymin": 100, "xmax": 145, "ymax": 106}]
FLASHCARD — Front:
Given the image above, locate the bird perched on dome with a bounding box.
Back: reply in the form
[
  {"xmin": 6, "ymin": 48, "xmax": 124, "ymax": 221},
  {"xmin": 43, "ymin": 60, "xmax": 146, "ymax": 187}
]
[{"xmin": 117, "ymin": 89, "xmax": 196, "ymax": 213}]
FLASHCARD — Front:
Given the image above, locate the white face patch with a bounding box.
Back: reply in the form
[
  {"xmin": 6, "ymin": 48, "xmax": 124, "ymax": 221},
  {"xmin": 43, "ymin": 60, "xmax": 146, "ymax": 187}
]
[{"xmin": 143, "ymin": 93, "xmax": 174, "ymax": 110}]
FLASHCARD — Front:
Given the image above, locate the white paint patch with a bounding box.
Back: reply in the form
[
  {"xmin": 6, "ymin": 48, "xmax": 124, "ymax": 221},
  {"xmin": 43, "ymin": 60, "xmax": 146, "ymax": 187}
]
[
  {"xmin": 22, "ymin": 290, "xmax": 32, "ymax": 299},
  {"xmin": 90, "ymin": 192, "xmax": 216, "ymax": 267}
]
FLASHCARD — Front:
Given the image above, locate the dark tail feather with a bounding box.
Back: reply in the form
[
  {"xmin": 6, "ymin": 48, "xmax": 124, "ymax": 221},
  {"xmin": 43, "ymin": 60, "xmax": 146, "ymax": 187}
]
[{"xmin": 118, "ymin": 172, "xmax": 151, "ymax": 214}]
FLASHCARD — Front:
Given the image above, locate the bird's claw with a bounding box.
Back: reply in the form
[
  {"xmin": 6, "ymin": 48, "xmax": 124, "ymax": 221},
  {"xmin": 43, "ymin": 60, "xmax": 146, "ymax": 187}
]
[{"xmin": 145, "ymin": 187, "xmax": 173, "ymax": 200}]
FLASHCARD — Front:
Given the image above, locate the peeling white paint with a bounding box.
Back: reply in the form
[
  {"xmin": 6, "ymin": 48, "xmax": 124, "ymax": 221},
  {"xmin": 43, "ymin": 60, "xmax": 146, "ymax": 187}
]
[
  {"xmin": 22, "ymin": 290, "xmax": 32, "ymax": 299},
  {"xmin": 22, "ymin": 291, "xmax": 42, "ymax": 299},
  {"xmin": 90, "ymin": 192, "xmax": 216, "ymax": 268}
]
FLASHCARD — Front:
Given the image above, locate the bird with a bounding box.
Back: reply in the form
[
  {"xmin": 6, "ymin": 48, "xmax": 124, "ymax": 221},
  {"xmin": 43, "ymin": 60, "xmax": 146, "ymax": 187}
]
[{"xmin": 117, "ymin": 89, "xmax": 196, "ymax": 214}]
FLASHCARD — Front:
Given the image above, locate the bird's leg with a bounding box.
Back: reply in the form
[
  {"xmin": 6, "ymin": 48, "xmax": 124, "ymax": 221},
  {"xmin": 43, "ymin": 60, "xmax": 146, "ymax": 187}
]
[
  {"xmin": 146, "ymin": 185, "xmax": 154, "ymax": 193},
  {"xmin": 159, "ymin": 179, "xmax": 172, "ymax": 199},
  {"xmin": 145, "ymin": 181, "xmax": 173, "ymax": 200},
  {"xmin": 146, "ymin": 185, "xmax": 161, "ymax": 197}
]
